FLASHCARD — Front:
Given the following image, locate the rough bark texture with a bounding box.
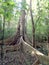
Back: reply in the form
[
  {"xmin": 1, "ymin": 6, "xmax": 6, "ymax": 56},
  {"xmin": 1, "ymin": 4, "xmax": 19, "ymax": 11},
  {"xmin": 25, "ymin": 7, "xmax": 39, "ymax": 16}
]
[
  {"xmin": 20, "ymin": 10, "xmax": 26, "ymax": 40},
  {"xmin": 9, "ymin": 23, "xmax": 20, "ymax": 45}
]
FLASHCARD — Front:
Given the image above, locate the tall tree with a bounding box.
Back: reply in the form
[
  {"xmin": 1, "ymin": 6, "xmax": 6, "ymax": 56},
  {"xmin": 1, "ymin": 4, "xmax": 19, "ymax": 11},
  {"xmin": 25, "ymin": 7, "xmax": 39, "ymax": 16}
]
[
  {"xmin": 0, "ymin": 0, "xmax": 15, "ymax": 65},
  {"xmin": 30, "ymin": 0, "xmax": 35, "ymax": 47},
  {"xmin": 0, "ymin": 15, "xmax": 2, "ymax": 31},
  {"xmin": 20, "ymin": 0, "xmax": 26, "ymax": 40}
]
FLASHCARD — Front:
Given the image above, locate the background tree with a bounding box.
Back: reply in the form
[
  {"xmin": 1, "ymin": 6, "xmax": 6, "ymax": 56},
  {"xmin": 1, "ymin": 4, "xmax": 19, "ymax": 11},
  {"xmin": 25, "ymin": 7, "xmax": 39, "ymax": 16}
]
[
  {"xmin": 30, "ymin": 0, "xmax": 35, "ymax": 47},
  {"xmin": 0, "ymin": 0, "xmax": 15, "ymax": 65}
]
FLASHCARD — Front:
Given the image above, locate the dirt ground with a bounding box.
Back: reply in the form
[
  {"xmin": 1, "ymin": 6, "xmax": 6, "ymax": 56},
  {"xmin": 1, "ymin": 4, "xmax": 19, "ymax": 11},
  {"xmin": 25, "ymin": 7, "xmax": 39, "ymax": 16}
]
[{"xmin": 0, "ymin": 46, "xmax": 36, "ymax": 65}]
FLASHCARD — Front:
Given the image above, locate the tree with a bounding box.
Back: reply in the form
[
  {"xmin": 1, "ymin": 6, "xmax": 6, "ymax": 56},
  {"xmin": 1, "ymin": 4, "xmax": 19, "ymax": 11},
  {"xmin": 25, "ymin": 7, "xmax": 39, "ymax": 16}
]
[
  {"xmin": 0, "ymin": 15, "xmax": 2, "ymax": 31},
  {"xmin": 0, "ymin": 0, "xmax": 15, "ymax": 65},
  {"xmin": 30, "ymin": 0, "xmax": 35, "ymax": 47}
]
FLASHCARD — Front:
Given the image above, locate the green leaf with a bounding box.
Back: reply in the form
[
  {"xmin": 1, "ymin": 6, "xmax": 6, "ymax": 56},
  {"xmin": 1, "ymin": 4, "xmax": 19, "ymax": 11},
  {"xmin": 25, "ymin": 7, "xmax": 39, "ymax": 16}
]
[
  {"xmin": 0, "ymin": 8, "xmax": 4, "ymax": 14},
  {"xmin": 0, "ymin": 0, "xmax": 2, "ymax": 2}
]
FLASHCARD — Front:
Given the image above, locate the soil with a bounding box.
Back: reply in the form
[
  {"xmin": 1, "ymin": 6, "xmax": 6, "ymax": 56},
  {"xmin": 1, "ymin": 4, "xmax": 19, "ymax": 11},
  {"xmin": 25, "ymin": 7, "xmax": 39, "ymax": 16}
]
[{"xmin": 0, "ymin": 45, "xmax": 36, "ymax": 65}]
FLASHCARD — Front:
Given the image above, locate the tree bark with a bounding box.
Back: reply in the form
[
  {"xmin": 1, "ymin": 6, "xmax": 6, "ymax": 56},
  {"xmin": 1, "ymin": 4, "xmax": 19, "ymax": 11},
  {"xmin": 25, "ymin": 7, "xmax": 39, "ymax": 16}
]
[
  {"xmin": 9, "ymin": 22, "xmax": 20, "ymax": 45},
  {"xmin": 47, "ymin": 36, "xmax": 49, "ymax": 56},
  {"xmin": 1, "ymin": 15, "xmax": 5, "ymax": 65},
  {"xmin": 20, "ymin": 10, "xmax": 26, "ymax": 40},
  {"xmin": 0, "ymin": 15, "xmax": 2, "ymax": 32},
  {"xmin": 30, "ymin": 0, "xmax": 35, "ymax": 47}
]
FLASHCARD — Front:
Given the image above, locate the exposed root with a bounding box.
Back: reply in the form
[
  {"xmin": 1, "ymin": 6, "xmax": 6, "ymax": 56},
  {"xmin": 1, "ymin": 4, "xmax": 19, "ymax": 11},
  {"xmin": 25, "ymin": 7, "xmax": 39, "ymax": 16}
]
[{"xmin": 21, "ymin": 38, "xmax": 49, "ymax": 65}]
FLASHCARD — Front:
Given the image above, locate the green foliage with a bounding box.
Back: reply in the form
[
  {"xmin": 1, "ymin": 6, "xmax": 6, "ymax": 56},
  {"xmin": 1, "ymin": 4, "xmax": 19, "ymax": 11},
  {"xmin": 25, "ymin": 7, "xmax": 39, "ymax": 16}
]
[
  {"xmin": 0, "ymin": 27, "xmax": 16, "ymax": 40},
  {"xmin": 0, "ymin": 1, "xmax": 49, "ymax": 64},
  {"xmin": 21, "ymin": 0, "xmax": 29, "ymax": 10},
  {"xmin": 0, "ymin": 0, "xmax": 49, "ymax": 42},
  {"xmin": 34, "ymin": 0, "xmax": 49, "ymax": 42},
  {"xmin": 0, "ymin": 0, "xmax": 16, "ymax": 40},
  {"xmin": 0, "ymin": 0, "xmax": 15, "ymax": 21}
]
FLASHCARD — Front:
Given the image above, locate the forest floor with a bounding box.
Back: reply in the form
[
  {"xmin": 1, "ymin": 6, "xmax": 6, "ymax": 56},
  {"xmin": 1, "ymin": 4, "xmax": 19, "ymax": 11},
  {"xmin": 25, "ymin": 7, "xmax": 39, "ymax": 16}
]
[{"xmin": 0, "ymin": 45, "xmax": 36, "ymax": 65}]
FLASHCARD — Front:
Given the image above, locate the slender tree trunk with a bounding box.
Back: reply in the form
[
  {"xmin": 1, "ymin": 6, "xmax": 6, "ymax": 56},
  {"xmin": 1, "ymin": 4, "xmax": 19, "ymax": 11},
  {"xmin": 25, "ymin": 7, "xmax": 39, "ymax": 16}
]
[
  {"xmin": 0, "ymin": 15, "xmax": 2, "ymax": 32},
  {"xmin": 1, "ymin": 15, "xmax": 5, "ymax": 65},
  {"xmin": 30, "ymin": 0, "xmax": 35, "ymax": 47},
  {"xmin": 8, "ymin": 21, "xmax": 10, "ymax": 28},
  {"xmin": 46, "ymin": 20, "xmax": 49, "ymax": 56},
  {"xmin": 48, "ymin": 36, "xmax": 49, "ymax": 43},
  {"xmin": 47, "ymin": 34, "xmax": 49, "ymax": 56}
]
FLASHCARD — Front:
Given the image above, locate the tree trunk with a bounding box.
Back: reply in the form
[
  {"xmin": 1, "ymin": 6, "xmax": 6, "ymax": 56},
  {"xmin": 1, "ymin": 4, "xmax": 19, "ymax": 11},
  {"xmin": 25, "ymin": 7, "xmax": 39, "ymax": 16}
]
[
  {"xmin": 1, "ymin": 15, "xmax": 5, "ymax": 65},
  {"xmin": 48, "ymin": 36, "xmax": 49, "ymax": 43},
  {"xmin": 7, "ymin": 21, "xmax": 11, "ymax": 35},
  {"xmin": 9, "ymin": 21, "xmax": 20, "ymax": 45},
  {"xmin": 20, "ymin": 10, "xmax": 26, "ymax": 40},
  {"xmin": 0, "ymin": 15, "xmax": 2, "ymax": 32},
  {"xmin": 46, "ymin": 20, "xmax": 49, "ymax": 56},
  {"xmin": 47, "ymin": 35, "xmax": 49, "ymax": 56},
  {"xmin": 30, "ymin": 0, "xmax": 35, "ymax": 47}
]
